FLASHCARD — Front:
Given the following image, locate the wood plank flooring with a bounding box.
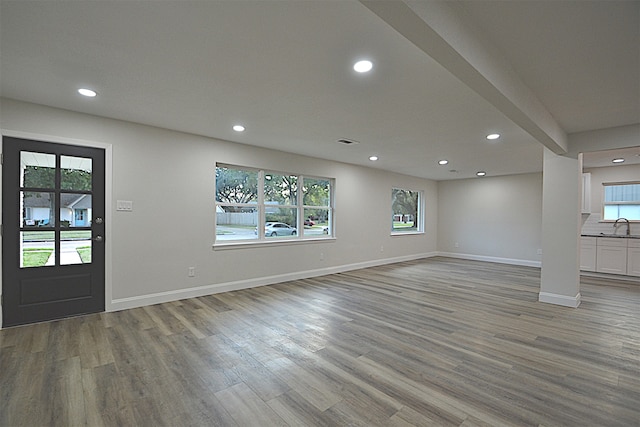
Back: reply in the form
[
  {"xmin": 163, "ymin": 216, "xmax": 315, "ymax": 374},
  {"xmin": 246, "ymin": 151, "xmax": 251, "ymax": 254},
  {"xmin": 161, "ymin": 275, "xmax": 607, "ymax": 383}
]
[{"xmin": 1, "ymin": 257, "xmax": 639, "ymax": 426}]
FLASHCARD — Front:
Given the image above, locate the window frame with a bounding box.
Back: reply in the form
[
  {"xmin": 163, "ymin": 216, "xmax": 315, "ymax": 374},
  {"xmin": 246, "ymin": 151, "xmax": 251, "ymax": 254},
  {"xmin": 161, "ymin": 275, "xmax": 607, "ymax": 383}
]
[
  {"xmin": 215, "ymin": 164, "xmax": 334, "ymax": 246},
  {"xmin": 391, "ymin": 187, "xmax": 424, "ymax": 235},
  {"xmin": 601, "ymin": 181, "xmax": 640, "ymax": 222}
]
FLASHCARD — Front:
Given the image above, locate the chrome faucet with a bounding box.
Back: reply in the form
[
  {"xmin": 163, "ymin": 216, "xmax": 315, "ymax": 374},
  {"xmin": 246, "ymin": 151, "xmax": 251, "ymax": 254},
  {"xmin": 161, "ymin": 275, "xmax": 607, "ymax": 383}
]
[{"xmin": 614, "ymin": 217, "xmax": 631, "ymax": 236}]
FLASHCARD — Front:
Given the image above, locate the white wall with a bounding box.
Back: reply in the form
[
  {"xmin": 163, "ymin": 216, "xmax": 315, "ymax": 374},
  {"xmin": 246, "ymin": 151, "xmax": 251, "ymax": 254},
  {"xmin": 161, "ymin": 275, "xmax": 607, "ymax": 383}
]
[
  {"xmin": 437, "ymin": 172, "xmax": 543, "ymax": 266},
  {"xmin": 1, "ymin": 98, "xmax": 437, "ymax": 310}
]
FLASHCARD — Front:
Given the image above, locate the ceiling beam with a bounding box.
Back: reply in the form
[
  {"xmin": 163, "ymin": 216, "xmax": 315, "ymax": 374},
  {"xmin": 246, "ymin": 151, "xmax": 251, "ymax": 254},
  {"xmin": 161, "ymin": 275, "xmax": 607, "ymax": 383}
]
[
  {"xmin": 360, "ymin": 0, "xmax": 568, "ymax": 154},
  {"xmin": 568, "ymin": 124, "xmax": 640, "ymax": 157}
]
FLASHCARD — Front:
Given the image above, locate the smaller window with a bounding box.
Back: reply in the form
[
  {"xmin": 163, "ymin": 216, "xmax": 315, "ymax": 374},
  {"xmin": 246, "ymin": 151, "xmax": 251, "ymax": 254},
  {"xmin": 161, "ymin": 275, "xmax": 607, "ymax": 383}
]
[
  {"xmin": 602, "ymin": 182, "xmax": 640, "ymax": 221},
  {"xmin": 391, "ymin": 188, "xmax": 423, "ymax": 234}
]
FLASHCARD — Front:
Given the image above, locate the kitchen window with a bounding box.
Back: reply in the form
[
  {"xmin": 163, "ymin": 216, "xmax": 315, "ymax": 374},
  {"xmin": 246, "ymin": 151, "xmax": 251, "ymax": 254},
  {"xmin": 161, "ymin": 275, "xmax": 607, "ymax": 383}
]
[
  {"xmin": 602, "ymin": 182, "xmax": 640, "ymax": 221},
  {"xmin": 215, "ymin": 164, "xmax": 333, "ymax": 243}
]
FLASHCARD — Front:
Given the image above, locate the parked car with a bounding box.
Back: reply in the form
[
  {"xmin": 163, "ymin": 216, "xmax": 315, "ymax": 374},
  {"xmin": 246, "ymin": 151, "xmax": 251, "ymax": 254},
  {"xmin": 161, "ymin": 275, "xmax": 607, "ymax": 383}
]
[
  {"xmin": 263, "ymin": 222, "xmax": 297, "ymax": 237},
  {"xmin": 304, "ymin": 219, "xmax": 315, "ymax": 226}
]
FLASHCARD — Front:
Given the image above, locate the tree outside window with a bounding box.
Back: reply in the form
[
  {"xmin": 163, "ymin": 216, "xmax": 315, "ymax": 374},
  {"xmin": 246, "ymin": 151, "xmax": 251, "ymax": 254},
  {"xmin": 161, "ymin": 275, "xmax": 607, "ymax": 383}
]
[
  {"xmin": 215, "ymin": 166, "xmax": 259, "ymax": 241},
  {"xmin": 392, "ymin": 188, "xmax": 423, "ymax": 233}
]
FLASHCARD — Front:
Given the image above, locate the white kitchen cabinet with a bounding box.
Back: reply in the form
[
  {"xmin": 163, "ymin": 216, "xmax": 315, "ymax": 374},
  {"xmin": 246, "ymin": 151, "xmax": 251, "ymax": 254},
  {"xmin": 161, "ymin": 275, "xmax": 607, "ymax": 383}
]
[
  {"xmin": 581, "ymin": 173, "xmax": 591, "ymax": 214},
  {"xmin": 627, "ymin": 240, "xmax": 640, "ymax": 277},
  {"xmin": 596, "ymin": 238, "xmax": 627, "ymax": 275},
  {"xmin": 580, "ymin": 237, "xmax": 597, "ymax": 272}
]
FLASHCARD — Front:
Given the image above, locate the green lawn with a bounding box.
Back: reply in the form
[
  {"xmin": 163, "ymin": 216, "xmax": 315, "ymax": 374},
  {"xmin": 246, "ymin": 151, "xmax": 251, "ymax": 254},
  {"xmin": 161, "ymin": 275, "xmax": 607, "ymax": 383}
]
[
  {"xmin": 76, "ymin": 246, "xmax": 92, "ymax": 263},
  {"xmin": 393, "ymin": 221, "xmax": 415, "ymax": 229},
  {"xmin": 23, "ymin": 248, "xmax": 52, "ymax": 267},
  {"xmin": 23, "ymin": 230, "xmax": 91, "ymax": 241}
]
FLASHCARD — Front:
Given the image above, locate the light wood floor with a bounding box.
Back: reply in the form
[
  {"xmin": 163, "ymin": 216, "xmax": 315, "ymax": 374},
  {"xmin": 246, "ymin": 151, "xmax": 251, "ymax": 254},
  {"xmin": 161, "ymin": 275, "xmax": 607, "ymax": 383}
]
[{"xmin": 1, "ymin": 257, "xmax": 639, "ymax": 426}]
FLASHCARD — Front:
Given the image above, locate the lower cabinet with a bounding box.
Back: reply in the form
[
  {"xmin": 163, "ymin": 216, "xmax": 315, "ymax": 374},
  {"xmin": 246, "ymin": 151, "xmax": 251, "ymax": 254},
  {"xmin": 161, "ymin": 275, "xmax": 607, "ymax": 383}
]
[
  {"xmin": 580, "ymin": 237, "xmax": 596, "ymax": 272},
  {"xmin": 596, "ymin": 238, "xmax": 628, "ymax": 275},
  {"xmin": 581, "ymin": 236, "xmax": 640, "ymax": 276},
  {"xmin": 628, "ymin": 240, "xmax": 640, "ymax": 277}
]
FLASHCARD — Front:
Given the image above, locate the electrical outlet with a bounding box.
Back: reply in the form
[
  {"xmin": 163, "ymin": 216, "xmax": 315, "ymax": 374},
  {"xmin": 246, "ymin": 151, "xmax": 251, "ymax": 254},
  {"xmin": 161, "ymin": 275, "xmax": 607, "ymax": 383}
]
[
  {"xmin": 455, "ymin": 242, "xmax": 459, "ymax": 248},
  {"xmin": 320, "ymin": 252, "xmax": 324, "ymax": 261},
  {"xmin": 188, "ymin": 267, "xmax": 195, "ymax": 277},
  {"xmin": 380, "ymin": 245, "xmax": 384, "ymax": 252},
  {"xmin": 537, "ymin": 249, "xmax": 543, "ymax": 255}
]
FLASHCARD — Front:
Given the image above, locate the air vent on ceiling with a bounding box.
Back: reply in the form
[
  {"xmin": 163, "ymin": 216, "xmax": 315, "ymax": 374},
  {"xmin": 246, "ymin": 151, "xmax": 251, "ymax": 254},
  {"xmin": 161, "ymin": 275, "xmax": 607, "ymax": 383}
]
[{"xmin": 336, "ymin": 138, "xmax": 360, "ymax": 146}]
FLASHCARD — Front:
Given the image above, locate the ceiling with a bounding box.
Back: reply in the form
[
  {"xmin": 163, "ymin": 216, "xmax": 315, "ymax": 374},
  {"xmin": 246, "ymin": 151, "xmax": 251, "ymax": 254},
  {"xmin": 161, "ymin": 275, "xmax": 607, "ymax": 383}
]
[
  {"xmin": 1, "ymin": 1, "xmax": 638, "ymax": 181},
  {"xmin": 582, "ymin": 146, "xmax": 640, "ymax": 169}
]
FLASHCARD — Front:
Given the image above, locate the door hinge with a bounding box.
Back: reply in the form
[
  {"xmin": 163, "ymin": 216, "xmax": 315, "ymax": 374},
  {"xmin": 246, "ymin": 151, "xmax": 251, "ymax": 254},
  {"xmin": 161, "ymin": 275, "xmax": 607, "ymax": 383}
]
[{"xmin": 1, "ymin": 152, "xmax": 3, "ymax": 165}]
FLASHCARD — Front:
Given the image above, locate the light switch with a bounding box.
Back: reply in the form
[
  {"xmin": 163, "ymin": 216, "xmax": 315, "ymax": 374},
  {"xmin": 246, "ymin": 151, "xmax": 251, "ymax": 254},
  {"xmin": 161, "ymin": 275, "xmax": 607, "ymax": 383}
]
[{"xmin": 116, "ymin": 200, "xmax": 133, "ymax": 211}]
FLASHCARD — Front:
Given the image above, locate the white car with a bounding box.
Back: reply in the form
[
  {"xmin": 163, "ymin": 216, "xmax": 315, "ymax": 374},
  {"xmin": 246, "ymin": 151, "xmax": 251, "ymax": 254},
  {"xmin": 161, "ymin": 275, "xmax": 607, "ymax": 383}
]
[{"xmin": 262, "ymin": 222, "xmax": 297, "ymax": 237}]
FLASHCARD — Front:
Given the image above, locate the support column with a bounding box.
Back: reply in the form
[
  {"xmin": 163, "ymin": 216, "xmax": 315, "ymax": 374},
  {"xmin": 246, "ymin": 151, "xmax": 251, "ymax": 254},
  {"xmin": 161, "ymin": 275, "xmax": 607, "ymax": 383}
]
[{"xmin": 539, "ymin": 148, "xmax": 582, "ymax": 307}]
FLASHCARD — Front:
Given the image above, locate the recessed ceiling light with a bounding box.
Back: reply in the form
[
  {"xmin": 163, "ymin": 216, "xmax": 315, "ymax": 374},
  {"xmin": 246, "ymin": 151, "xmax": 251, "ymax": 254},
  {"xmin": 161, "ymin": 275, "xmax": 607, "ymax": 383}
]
[
  {"xmin": 354, "ymin": 60, "xmax": 373, "ymax": 73},
  {"xmin": 78, "ymin": 88, "xmax": 97, "ymax": 97},
  {"xmin": 233, "ymin": 125, "xmax": 245, "ymax": 132},
  {"xmin": 369, "ymin": 156, "xmax": 378, "ymax": 161},
  {"xmin": 438, "ymin": 159, "xmax": 449, "ymax": 165},
  {"xmin": 476, "ymin": 171, "xmax": 487, "ymax": 177},
  {"xmin": 612, "ymin": 158, "xmax": 625, "ymax": 163},
  {"xmin": 486, "ymin": 133, "xmax": 500, "ymax": 140}
]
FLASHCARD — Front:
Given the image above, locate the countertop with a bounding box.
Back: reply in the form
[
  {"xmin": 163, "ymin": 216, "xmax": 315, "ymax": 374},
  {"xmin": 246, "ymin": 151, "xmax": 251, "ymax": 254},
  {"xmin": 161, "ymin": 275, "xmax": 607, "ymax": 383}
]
[{"xmin": 581, "ymin": 234, "xmax": 640, "ymax": 239}]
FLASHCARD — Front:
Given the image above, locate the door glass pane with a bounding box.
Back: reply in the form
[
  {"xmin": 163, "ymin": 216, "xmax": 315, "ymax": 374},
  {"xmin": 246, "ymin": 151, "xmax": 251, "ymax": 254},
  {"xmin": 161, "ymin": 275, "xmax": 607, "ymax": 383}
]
[
  {"xmin": 61, "ymin": 193, "xmax": 92, "ymax": 228},
  {"xmin": 21, "ymin": 191, "xmax": 55, "ymax": 227},
  {"xmin": 21, "ymin": 152, "xmax": 55, "ymax": 189},
  {"xmin": 61, "ymin": 231, "xmax": 91, "ymax": 265},
  {"xmin": 21, "ymin": 231, "xmax": 54, "ymax": 268},
  {"xmin": 61, "ymin": 155, "xmax": 92, "ymax": 191}
]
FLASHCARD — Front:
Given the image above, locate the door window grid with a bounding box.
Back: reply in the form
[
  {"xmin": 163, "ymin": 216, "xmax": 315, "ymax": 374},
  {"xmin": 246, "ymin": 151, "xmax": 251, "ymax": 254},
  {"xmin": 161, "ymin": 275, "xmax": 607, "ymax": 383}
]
[{"xmin": 19, "ymin": 151, "xmax": 93, "ymax": 267}]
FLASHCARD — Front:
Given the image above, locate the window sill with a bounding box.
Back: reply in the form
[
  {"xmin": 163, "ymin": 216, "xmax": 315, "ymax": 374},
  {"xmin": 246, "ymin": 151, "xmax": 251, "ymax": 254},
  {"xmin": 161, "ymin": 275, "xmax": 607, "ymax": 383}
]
[
  {"xmin": 391, "ymin": 231, "xmax": 425, "ymax": 237},
  {"xmin": 213, "ymin": 236, "xmax": 336, "ymax": 250}
]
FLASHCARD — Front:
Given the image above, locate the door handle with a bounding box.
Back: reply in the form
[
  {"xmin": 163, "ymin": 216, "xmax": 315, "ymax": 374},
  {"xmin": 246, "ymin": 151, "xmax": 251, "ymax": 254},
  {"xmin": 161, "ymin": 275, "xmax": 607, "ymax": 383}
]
[{"xmin": 94, "ymin": 235, "xmax": 104, "ymax": 242}]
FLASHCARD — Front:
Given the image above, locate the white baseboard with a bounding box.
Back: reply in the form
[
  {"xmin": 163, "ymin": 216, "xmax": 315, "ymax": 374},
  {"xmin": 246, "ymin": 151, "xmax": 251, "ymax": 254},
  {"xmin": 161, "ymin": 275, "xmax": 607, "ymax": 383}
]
[
  {"xmin": 436, "ymin": 252, "xmax": 541, "ymax": 268},
  {"xmin": 538, "ymin": 291, "xmax": 581, "ymax": 308},
  {"xmin": 109, "ymin": 251, "xmax": 438, "ymax": 312}
]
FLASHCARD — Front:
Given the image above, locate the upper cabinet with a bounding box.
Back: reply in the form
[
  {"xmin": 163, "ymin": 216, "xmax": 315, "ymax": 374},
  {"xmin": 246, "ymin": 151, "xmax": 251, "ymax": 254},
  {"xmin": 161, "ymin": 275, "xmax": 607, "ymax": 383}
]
[{"xmin": 581, "ymin": 172, "xmax": 591, "ymax": 214}]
